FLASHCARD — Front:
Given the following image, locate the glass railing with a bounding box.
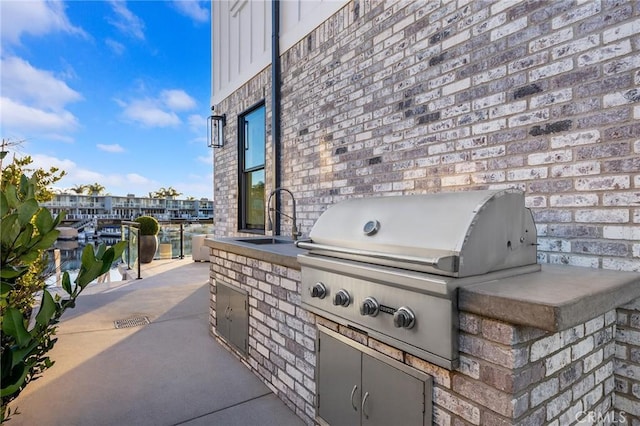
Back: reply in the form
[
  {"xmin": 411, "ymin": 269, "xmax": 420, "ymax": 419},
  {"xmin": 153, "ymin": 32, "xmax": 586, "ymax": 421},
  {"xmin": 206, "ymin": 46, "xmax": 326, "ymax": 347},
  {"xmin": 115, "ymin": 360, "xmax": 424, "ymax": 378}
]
[{"xmin": 155, "ymin": 221, "xmax": 215, "ymax": 260}]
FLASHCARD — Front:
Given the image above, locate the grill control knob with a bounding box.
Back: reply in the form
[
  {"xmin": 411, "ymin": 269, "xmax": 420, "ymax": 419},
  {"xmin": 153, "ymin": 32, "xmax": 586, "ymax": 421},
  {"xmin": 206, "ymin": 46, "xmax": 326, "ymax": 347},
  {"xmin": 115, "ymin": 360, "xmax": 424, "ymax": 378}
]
[
  {"xmin": 310, "ymin": 283, "xmax": 327, "ymax": 299},
  {"xmin": 333, "ymin": 289, "xmax": 351, "ymax": 307},
  {"xmin": 393, "ymin": 307, "xmax": 416, "ymax": 329},
  {"xmin": 360, "ymin": 297, "xmax": 380, "ymax": 317}
]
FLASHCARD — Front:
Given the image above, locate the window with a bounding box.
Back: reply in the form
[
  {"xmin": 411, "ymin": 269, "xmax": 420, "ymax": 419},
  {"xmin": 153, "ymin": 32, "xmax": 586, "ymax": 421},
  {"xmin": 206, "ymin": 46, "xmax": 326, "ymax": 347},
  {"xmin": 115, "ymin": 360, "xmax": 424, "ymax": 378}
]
[{"xmin": 238, "ymin": 103, "xmax": 265, "ymax": 231}]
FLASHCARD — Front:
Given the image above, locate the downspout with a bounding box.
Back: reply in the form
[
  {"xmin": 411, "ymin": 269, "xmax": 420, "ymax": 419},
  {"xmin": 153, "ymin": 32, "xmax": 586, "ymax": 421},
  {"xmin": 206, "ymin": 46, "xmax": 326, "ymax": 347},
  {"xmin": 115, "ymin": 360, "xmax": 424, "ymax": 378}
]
[{"xmin": 271, "ymin": 0, "xmax": 282, "ymax": 236}]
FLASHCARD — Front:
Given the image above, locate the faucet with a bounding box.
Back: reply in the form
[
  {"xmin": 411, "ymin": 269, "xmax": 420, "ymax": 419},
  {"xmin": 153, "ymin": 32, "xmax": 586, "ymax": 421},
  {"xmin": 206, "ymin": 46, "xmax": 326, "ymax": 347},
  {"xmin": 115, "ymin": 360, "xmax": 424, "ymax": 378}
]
[{"xmin": 267, "ymin": 188, "xmax": 301, "ymax": 241}]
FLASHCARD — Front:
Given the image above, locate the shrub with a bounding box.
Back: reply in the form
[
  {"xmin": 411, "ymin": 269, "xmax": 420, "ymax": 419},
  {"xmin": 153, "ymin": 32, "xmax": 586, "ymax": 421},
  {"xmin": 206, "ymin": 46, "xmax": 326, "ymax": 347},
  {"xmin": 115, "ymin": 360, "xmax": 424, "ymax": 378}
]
[
  {"xmin": 1, "ymin": 175, "xmax": 126, "ymax": 421},
  {"xmin": 134, "ymin": 215, "xmax": 159, "ymax": 236}
]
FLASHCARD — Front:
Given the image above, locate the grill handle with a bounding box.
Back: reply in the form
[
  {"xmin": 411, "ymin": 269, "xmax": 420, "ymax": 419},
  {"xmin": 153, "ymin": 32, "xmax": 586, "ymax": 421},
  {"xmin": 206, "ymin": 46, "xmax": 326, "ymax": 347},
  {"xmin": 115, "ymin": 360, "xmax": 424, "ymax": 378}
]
[{"xmin": 295, "ymin": 240, "xmax": 457, "ymax": 272}]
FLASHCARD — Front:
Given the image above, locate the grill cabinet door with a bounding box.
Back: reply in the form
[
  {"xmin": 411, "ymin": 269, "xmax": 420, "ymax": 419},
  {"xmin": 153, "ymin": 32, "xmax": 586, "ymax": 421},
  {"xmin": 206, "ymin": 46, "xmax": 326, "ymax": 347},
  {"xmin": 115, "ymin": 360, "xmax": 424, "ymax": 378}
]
[
  {"xmin": 318, "ymin": 331, "xmax": 361, "ymax": 426},
  {"xmin": 361, "ymin": 354, "xmax": 425, "ymax": 426},
  {"xmin": 216, "ymin": 281, "xmax": 248, "ymax": 355}
]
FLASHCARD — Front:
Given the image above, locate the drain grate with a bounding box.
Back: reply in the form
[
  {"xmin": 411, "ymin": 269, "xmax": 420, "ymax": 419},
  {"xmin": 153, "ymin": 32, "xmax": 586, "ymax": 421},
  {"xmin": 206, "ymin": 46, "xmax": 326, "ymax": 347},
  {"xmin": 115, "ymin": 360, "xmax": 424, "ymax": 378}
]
[{"xmin": 114, "ymin": 316, "xmax": 150, "ymax": 329}]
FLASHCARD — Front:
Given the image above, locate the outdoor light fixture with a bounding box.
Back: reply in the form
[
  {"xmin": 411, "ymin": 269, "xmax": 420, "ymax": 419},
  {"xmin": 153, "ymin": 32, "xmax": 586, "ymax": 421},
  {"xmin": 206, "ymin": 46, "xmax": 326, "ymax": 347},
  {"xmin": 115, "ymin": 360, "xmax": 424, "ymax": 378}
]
[{"xmin": 207, "ymin": 112, "xmax": 226, "ymax": 148}]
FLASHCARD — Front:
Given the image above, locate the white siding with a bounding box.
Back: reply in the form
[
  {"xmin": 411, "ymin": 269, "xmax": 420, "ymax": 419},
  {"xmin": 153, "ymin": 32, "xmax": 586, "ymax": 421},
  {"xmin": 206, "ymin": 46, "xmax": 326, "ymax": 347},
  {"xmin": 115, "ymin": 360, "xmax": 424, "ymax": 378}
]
[{"xmin": 211, "ymin": 0, "xmax": 347, "ymax": 106}]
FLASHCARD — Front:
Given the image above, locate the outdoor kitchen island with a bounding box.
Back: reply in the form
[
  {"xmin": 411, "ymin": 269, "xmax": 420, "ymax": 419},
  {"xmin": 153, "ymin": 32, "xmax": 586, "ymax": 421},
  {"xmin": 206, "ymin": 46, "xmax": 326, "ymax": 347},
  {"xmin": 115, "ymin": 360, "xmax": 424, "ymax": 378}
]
[{"xmin": 206, "ymin": 236, "xmax": 640, "ymax": 425}]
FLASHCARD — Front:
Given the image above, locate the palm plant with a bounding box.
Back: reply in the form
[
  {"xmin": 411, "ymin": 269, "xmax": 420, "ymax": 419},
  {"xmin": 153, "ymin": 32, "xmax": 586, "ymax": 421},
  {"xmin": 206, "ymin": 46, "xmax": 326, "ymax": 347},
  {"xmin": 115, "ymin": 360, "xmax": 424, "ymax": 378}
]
[
  {"xmin": 69, "ymin": 184, "xmax": 86, "ymax": 194},
  {"xmin": 86, "ymin": 183, "xmax": 105, "ymax": 195}
]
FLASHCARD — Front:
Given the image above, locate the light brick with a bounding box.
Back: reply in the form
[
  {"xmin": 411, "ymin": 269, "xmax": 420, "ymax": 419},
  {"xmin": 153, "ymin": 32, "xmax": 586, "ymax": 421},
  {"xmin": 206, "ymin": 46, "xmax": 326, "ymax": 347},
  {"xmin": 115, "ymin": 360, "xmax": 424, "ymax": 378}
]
[
  {"xmin": 603, "ymin": 19, "xmax": 640, "ymax": 44},
  {"xmin": 584, "ymin": 349, "xmax": 604, "ymax": 373},
  {"xmin": 572, "ymin": 336, "xmax": 595, "ymax": 361},
  {"xmin": 546, "ymin": 348, "xmax": 571, "ymax": 376},
  {"xmin": 551, "ymin": 2, "xmax": 601, "ymax": 29},
  {"xmin": 577, "ymin": 40, "xmax": 632, "ymax": 67},
  {"xmin": 550, "ymin": 130, "xmax": 600, "ymax": 148},
  {"xmin": 491, "ymin": 16, "xmax": 527, "ymax": 41},
  {"xmin": 575, "ymin": 209, "xmax": 629, "ymax": 223},
  {"xmin": 531, "ymin": 377, "xmax": 559, "ymax": 406}
]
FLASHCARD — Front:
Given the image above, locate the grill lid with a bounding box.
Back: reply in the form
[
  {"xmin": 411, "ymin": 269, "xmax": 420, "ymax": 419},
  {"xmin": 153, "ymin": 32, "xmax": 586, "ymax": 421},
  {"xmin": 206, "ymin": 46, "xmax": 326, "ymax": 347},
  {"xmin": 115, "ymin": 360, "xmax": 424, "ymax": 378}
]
[{"xmin": 296, "ymin": 189, "xmax": 538, "ymax": 277}]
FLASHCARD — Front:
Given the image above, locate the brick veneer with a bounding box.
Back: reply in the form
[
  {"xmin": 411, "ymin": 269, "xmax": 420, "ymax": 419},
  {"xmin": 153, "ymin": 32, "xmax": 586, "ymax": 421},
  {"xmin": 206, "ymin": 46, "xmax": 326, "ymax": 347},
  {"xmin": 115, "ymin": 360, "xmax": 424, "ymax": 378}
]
[
  {"xmin": 209, "ymin": 248, "xmax": 317, "ymax": 424},
  {"xmin": 615, "ymin": 298, "xmax": 640, "ymax": 422},
  {"xmin": 209, "ymin": 245, "xmax": 640, "ymax": 425},
  {"xmin": 213, "ymin": 0, "xmax": 639, "ymax": 271}
]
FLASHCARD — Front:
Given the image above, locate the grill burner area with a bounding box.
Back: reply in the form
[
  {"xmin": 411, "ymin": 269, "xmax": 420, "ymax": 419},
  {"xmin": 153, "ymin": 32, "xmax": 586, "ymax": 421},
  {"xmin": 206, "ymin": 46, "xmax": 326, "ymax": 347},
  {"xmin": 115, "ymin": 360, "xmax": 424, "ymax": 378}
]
[{"xmin": 297, "ymin": 189, "xmax": 540, "ymax": 369}]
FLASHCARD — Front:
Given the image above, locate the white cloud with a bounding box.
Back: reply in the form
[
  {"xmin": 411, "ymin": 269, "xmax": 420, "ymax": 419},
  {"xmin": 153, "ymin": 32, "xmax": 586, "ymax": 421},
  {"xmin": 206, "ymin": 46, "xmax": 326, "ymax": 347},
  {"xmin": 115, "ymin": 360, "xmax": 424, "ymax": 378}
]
[
  {"xmin": 31, "ymin": 153, "xmax": 161, "ymax": 196},
  {"xmin": 171, "ymin": 1, "xmax": 209, "ymax": 23},
  {"xmin": 0, "ymin": 0, "xmax": 87, "ymax": 46},
  {"xmin": 105, "ymin": 38, "xmax": 125, "ymax": 55},
  {"xmin": 117, "ymin": 88, "xmax": 198, "ymax": 128},
  {"xmin": 107, "ymin": 0, "xmax": 145, "ymax": 40},
  {"xmin": 0, "ymin": 96, "xmax": 79, "ymax": 135},
  {"xmin": 161, "ymin": 89, "xmax": 196, "ymax": 111},
  {"xmin": 97, "ymin": 144, "xmax": 125, "ymax": 153},
  {"xmin": 187, "ymin": 113, "xmax": 206, "ymax": 135},
  {"xmin": 121, "ymin": 98, "xmax": 181, "ymax": 127},
  {"xmin": 1, "ymin": 56, "xmax": 82, "ymax": 110},
  {"xmin": 197, "ymin": 155, "xmax": 212, "ymax": 165},
  {"xmin": 0, "ymin": 57, "xmax": 82, "ymax": 138}
]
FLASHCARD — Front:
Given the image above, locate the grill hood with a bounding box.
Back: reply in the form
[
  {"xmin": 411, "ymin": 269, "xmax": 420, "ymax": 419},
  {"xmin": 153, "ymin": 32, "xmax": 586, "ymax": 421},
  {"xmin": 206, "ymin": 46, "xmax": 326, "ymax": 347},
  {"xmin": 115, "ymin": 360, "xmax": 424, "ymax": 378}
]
[{"xmin": 296, "ymin": 189, "xmax": 538, "ymax": 277}]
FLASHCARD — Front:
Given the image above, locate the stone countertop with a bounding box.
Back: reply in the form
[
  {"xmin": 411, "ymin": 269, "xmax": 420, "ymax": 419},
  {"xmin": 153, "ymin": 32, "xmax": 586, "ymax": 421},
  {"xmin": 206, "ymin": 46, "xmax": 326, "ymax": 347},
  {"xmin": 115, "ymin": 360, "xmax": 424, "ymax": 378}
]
[
  {"xmin": 205, "ymin": 238, "xmax": 640, "ymax": 333},
  {"xmin": 205, "ymin": 236, "xmax": 306, "ymax": 270},
  {"xmin": 459, "ymin": 264, "xmax": 640, "ymax": 332}
]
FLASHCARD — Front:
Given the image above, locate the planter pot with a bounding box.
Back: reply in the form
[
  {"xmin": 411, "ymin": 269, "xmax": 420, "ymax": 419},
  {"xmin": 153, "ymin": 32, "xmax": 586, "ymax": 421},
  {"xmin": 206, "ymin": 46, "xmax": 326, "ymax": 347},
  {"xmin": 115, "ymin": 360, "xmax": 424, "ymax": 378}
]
[{"xmin": 139, "ymin": 235, "xmax": 158, "ymax": 263}]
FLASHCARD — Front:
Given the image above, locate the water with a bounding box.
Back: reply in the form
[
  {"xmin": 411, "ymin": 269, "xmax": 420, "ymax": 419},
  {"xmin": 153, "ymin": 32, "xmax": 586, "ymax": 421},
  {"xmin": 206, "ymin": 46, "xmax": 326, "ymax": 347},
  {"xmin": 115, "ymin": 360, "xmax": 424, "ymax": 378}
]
[{"xmin": 45, "ymin": 239, "xmax": 123, "ymax": 288}]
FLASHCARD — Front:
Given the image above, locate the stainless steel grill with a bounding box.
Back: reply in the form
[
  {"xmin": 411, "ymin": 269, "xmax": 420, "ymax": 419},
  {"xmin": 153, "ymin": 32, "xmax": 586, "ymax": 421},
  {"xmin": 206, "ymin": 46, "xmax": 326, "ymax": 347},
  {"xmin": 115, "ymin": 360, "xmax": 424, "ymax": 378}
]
[{"xmin": 296, "ymin": 189, "xmax": 540, "ymax": 369}]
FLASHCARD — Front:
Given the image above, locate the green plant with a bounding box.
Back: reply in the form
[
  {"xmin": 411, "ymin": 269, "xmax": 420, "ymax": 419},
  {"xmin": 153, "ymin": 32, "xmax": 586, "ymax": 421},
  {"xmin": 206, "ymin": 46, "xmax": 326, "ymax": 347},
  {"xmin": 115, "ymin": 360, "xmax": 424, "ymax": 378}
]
[
  {"xmin": 135, "ymin": 215, "xmax": 159, "ymax": 236},
  {"xmin": 1, "ymin": 175, "xmax": 126, "ymax": 422}
]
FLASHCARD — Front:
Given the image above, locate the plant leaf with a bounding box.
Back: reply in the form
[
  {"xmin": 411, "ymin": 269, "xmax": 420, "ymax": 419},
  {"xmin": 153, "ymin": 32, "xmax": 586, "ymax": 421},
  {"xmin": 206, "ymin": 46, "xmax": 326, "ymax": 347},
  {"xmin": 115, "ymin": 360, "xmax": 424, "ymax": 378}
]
[
  {"xmin": 17, "ymin": 198, "xmax": 38, "ymax": 226},
  {"xmin": 2, "ymin": 308, "xmax": 31, "ymax": 347},
  {"xmin": 4, "ymin": 184, "xmax": 19, "ymax": 209},
  {"xmin": 0, "ymin": 363, "xmax": 29, "ymax": 398},
  {"xmin": 34, "ymin": 207, "xmax": 54, "ymax": 235},
  {"xmin": 0, "ymin": 191, "xmax": 8, "ymax": 217},
  {"xmin": 61, "ymin": 272, "xmax": 72, "ymax": 295},
  {"xmin": 1, "ymin": 214, "xmax": 19, "ymax": 245},
  {"xmin": 35, "ymin": 290, "xmax": 57, "ymax": 327},
  {"xmin": 31, "ymin": 229, "xmax": 60, "ymax": 251}
]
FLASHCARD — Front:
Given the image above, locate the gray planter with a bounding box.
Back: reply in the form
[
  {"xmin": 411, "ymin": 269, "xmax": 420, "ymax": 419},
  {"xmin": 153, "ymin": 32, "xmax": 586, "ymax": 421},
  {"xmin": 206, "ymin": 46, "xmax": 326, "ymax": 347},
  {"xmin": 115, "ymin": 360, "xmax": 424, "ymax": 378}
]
[{"xmin": 139, "ymin": 235, "xmax": 158, "ymax": 263}]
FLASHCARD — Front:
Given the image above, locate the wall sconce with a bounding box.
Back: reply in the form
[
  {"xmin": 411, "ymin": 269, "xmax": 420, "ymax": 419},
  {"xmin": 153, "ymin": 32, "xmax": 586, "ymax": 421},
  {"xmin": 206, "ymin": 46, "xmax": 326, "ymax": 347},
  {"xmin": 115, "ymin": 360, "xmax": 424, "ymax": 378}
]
[{"xmin": 207, "ymin": 113, "xmax": 226, "ymax": 148}]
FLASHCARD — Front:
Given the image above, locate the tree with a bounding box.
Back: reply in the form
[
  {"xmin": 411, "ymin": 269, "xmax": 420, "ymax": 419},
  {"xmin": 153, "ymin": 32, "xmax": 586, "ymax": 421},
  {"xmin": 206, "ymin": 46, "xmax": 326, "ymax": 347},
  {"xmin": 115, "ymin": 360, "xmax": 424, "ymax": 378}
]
[
  {"xmin": 1, "ymin": 155, "xmax": 66, "ymax": 203},
  {"xmin": 86, "ymin": 183, "xmax": 105, "ymax": 195},
  {"xmin": 153, "ymin": 187, "xmax": 182, "ymax": 198},
  {"xmin": 0, "ymin": 175, "xmax": 126, "ymax": 421},
  {"xmin": 69, "ymin": 185, "xmax": 87, "ymax": 194}
]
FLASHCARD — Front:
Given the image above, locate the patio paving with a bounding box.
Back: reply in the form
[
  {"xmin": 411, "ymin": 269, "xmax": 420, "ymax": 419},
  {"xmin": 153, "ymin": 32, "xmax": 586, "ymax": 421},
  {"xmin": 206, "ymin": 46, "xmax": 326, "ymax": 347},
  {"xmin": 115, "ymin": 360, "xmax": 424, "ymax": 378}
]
[{"xmin": 8, "ymin": 258, "xmax": 304, "ymax": 426}]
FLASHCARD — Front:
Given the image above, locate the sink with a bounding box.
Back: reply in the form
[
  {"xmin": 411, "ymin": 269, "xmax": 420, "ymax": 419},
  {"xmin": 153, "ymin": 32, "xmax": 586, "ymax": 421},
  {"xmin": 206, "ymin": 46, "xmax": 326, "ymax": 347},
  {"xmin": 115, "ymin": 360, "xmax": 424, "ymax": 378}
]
[{"xmin": 234, "ymin": 238, "xmax": 293, "ymax": 245}]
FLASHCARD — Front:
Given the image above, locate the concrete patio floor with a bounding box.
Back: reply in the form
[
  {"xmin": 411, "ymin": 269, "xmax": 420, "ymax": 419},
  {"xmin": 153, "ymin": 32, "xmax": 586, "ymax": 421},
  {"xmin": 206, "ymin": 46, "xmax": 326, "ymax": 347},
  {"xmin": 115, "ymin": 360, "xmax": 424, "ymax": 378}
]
[{"xmin": 8, "ymin": 259, "xmax": 305, "ymax": 426}]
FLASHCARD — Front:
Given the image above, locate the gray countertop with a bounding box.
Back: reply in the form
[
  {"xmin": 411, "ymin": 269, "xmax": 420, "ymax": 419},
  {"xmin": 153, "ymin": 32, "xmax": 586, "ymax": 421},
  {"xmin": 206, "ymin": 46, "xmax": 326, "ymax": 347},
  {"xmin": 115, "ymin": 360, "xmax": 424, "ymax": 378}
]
[
  {"xmin": 459, "ymin": 264, "xmax": 640, "ymax": 332},
  {"xmin": 205, "ymin": 236, "xmax": 306, "ymax": 270},
  {"xmin": 206, "ymin": 237, "xmax": 640, "ymax": 333}
]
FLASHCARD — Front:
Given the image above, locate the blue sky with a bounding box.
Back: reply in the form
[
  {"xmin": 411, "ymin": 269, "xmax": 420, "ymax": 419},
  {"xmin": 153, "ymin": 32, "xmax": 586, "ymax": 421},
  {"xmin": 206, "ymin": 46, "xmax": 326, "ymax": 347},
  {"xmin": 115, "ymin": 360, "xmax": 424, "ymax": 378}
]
[{"xmin": 0, "ymin": 0, "xmax": 213, "ymax": 199}]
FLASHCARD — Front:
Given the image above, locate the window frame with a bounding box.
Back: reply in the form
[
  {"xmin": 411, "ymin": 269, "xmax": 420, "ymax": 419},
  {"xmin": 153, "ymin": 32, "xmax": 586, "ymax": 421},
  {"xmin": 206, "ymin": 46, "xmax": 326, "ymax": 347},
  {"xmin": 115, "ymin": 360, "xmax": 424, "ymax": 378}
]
[{"xmin": 237, "ymin": 101, "xmax": 266, "ymax": 233}]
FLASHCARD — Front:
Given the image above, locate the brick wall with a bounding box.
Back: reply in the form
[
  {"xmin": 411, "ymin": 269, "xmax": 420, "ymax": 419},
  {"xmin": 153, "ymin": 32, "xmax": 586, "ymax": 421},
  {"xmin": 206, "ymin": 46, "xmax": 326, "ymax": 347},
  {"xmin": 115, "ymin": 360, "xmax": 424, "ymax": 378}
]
[
  {"xmin": 615, "ymin": 297, "xmax": 640, "ymax": 423},
  {"xmin": 209, "ymin": 248, "xmax": 316, "ymax": 424},
  {"xmin": 213, "ymin": 0, "xmax": 640, "ymax": 271},
  {"xmin": 209, "ymin": 248, "xmax": 640, "ymax": 425}
]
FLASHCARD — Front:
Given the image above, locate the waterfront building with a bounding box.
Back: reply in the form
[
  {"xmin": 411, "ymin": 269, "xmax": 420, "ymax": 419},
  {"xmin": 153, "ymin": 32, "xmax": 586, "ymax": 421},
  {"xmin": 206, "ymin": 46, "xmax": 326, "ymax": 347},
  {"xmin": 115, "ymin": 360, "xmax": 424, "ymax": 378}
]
[{"xmin": 42, "ymin": 193, "xmax": 214, "ymax": 222}]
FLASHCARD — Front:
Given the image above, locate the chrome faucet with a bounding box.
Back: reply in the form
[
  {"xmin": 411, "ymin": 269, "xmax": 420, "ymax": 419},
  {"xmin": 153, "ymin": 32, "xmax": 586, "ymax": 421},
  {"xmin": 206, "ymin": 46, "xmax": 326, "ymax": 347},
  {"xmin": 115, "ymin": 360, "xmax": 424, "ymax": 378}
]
[{"xmin": 267, "ymin": 188, "xmax": 301, "ymax": 241}]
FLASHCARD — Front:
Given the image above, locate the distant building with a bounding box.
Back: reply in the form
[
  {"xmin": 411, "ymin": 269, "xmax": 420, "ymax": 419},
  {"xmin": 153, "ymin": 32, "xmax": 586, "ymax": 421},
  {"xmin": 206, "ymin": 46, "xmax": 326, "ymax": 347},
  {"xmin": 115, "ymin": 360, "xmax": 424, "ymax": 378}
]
[{"xmin": 42, "ymin": 193, "xmax": 214, "ymax": 221}]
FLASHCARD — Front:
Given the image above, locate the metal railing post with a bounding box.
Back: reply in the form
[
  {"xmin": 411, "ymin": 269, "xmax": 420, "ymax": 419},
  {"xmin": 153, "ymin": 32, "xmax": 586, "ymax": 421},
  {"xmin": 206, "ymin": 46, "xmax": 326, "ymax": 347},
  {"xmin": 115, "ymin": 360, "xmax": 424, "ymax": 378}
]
[{"xmin": 180, "ymin": 223, "xmax": 184, "ymax": 259}]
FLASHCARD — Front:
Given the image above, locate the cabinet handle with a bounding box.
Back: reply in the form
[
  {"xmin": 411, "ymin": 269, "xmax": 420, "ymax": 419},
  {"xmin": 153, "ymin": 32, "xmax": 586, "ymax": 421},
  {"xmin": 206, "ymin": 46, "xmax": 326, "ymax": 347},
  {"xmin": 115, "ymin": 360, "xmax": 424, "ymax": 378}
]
[
  {"xmin": 350, "ymin": 385, "xmax": 358, "ymax": 411},
  {"xmin": 361, "ymin": 391, "xmax": 370, "ymax": 419}
]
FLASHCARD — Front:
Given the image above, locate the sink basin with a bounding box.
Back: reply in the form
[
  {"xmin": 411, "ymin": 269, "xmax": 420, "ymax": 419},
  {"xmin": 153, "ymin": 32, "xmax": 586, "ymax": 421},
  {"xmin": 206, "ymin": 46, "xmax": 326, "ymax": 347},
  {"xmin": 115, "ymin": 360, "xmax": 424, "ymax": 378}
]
[{"xmin": 235, "ymin": 238, "xmax": 293, "ymax": 245}]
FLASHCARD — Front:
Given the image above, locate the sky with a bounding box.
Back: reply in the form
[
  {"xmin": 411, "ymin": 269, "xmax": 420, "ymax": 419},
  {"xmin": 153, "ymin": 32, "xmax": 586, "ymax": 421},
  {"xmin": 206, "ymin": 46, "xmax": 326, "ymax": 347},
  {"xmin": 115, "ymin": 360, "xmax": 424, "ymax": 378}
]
[{"xmin": 0, "ymin": 0, "xmax": 214, "ymax": 199}]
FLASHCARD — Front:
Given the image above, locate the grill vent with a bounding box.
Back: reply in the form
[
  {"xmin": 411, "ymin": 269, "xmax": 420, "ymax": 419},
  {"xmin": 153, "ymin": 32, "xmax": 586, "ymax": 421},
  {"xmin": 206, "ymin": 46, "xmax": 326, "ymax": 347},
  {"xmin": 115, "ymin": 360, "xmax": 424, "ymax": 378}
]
[{"xmin": 114, "ymin": 316, "xmax": 150, "ymax": 329}]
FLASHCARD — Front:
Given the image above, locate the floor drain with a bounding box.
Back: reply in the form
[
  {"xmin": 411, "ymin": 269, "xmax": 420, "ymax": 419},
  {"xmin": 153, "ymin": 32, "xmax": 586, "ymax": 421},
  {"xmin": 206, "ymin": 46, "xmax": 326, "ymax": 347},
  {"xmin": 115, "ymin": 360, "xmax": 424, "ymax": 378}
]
[{"xmin": 114, "ymin": 316, "xmax": 150, "ymax": 329}]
